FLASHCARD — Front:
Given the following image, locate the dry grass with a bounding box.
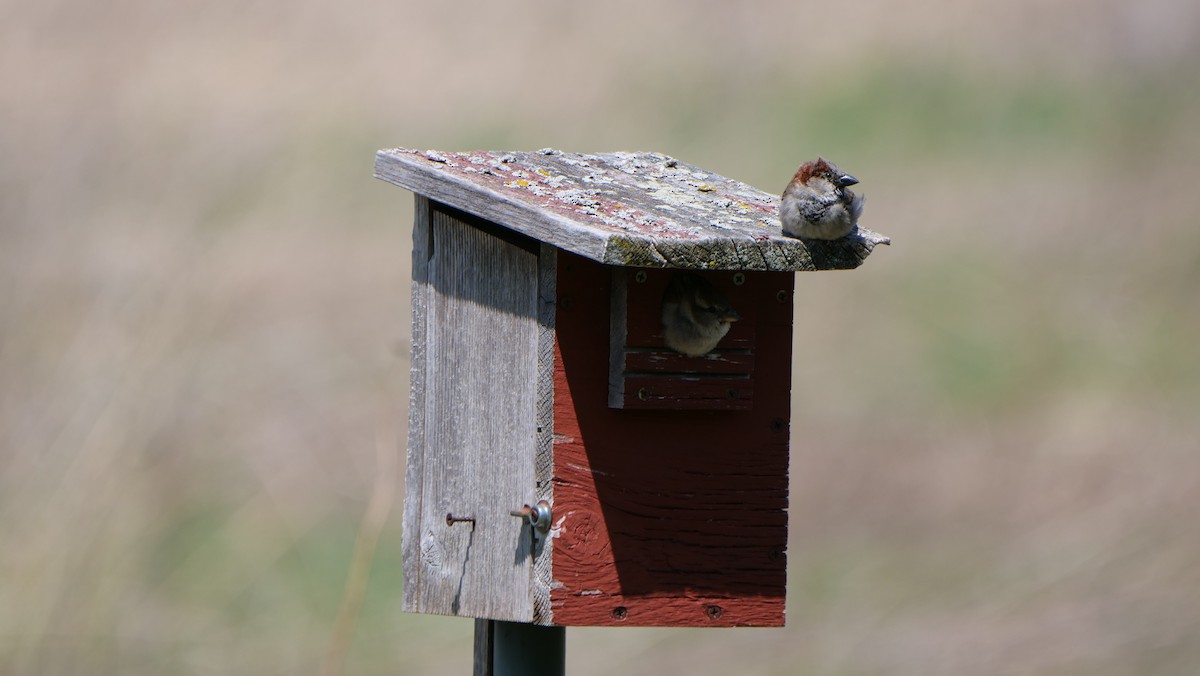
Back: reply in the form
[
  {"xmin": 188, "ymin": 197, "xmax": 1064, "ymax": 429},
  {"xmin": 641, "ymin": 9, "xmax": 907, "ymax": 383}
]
[{"xmin": 3, "ymin": 1, "xmax": 1199, "ymax": 673}]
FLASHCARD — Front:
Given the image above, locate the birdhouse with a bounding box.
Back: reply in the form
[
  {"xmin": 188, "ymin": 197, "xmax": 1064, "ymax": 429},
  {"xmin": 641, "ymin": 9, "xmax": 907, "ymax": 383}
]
[{"xmin": 375, "ymin": 148, "xmax": 888, "ymax": 628}]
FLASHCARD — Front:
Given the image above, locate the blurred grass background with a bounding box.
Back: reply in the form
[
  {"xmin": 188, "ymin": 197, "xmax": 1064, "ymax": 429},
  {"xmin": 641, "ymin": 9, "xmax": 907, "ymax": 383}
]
[{"xmin": 3, "ymin": 1, "xmax": 1200, "ymax": 674}]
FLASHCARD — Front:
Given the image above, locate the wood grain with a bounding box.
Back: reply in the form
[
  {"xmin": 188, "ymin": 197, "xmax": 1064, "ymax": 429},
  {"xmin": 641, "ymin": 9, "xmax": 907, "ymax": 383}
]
[
  {"xmin": 531, "ymin": 244, "xmax": 557, "ymax": 624},
  {"xmin": 375, "ymin": 148, "xmax": 890, "ymax": 272},
  {"xmin": 402, "ymin": 201, "xmax": 543, "ymax": 623},
  {"xmin": 401, "ymin": 196, "xmax": 432, "ymax": 612},
  {"xmin": 551, "ymin": 252, "xmax": 792, "ymax": 627}
]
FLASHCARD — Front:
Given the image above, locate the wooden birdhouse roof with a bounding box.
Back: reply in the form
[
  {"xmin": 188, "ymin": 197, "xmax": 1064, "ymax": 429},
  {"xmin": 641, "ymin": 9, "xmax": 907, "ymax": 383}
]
[{"xmin": 375, "ymin": 148, "xmax": 890, "ymax": 271}]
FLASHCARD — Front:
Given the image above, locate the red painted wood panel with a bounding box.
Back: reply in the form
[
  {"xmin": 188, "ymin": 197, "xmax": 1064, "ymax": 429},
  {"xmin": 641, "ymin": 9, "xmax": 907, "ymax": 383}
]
[
  {"xmin": 621, "ymin": 350, "xmax": 755, "ymax": 375},
  {"xmin": 622, "ymin": 268, "xmax": 757, "ymax": 349},
  {"xmin": 616, "ymin": 375, "xmax": 754, "ymax": 410},
  {"xmin": 551, "ymin": 253, "xmax": 794, "ymax": 627},
  {"xmin": 612, "ymin": 268, "xmax": 772, "ymax": 410}
]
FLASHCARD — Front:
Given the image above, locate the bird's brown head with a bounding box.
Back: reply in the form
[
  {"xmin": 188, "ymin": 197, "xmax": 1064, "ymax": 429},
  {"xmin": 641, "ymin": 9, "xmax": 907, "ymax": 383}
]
[{"xmin": 793, "ymin": 157, "xmax": 859, "ymax": 188}]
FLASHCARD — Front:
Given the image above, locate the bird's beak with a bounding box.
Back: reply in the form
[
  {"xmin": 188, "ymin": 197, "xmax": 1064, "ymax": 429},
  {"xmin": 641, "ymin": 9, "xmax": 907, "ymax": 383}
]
[
  {"xmin": 720, "ymin": 310, "xmax": 741, "ymax": 323},
  {"xmin": 836, "ymin": 174, "xmax": 859, "ymax": 187}
]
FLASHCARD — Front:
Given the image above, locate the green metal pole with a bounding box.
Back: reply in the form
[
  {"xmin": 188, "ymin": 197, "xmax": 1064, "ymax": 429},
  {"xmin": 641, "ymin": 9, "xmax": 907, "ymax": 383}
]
[{"xmin": 474, "ymin": 619, "xmax": 565, "ymax": 676}]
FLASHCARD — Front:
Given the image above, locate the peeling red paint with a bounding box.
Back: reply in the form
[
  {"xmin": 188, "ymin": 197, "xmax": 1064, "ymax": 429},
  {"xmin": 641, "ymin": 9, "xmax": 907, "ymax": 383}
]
[{"xmin": 397, "ymin": 148, "xmax": 779, "ymax": 241}]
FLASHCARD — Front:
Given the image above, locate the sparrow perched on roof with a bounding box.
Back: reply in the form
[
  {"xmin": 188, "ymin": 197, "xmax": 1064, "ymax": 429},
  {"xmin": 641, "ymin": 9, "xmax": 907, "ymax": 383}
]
[
  {"xmin": 780, "ymin": 158, "xmax": 865, "ymax": 240},
  {"xmin": 661, "ymin": 273, "xmax": 740, "ymax": 357}
]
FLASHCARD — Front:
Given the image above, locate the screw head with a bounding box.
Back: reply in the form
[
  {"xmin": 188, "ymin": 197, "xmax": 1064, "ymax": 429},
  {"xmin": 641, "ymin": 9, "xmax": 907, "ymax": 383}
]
[
  {"xmin": 528, "ymin": 500, "xmax": 553, "ymax": 533},
  {"xmin": 775, "ymin": 289, "xmax": 788, "ymax": 303},
  {"xmin": 705, "ymin": 605, "xmax": 724, "ymax": 620},
  {"xmin": 732, "ymin": 272, "xmax": 745, "ymax": 286},
  {"xmin": 634, "ymin": 270, "xmax": 648, "ymax": 283},
  {"xmin": 611, "ymin": 606, "xmax": 628, "ymax": 621}
]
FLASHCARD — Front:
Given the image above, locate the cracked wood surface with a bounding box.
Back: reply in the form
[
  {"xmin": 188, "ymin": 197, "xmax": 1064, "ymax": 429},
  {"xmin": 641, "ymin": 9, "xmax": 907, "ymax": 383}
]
[{"xmin": 375, "ymin": 148, "xmax": 890, "ymax": 272}]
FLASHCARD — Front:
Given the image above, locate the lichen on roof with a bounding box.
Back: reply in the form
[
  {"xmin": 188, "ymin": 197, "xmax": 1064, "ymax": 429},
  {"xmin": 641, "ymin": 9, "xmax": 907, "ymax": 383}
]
[{"xmin": 375, "ymin": 147, "xmax": 890, "ymax": 271}]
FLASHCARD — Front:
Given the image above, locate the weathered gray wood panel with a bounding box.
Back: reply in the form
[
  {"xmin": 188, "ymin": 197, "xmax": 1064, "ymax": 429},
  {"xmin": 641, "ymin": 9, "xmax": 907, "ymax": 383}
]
[
  {"xmin": 403, "ymin": 201, "xmax": 543, "ymax": 622},
  {"xmin": 401, "ymin": 196, "xmax": 431, "ymax": 612},
  {"xmin": 375, "ymin": 148, "xmax": 890, "ymax": 272},
  {"xmin": 531, "ymin": 244, "xmax": 556, "ymax": 624}
]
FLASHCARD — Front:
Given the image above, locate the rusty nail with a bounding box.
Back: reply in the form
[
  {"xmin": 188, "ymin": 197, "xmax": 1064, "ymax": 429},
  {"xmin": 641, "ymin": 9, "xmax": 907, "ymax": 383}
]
[
  {"xmin": 705, "ymin": 605, "xmax": 724, "ymax": 620},
  {"xmin": 446, "ymin": 513, "xmax": 475, "ymax": 527},
  {"xmin": 732, "ymin": 272, "xmax": 745, "ymax": 286},
  {"xmin": 612, "ymin": 606, "xmax": 628, "ymax": 620}
]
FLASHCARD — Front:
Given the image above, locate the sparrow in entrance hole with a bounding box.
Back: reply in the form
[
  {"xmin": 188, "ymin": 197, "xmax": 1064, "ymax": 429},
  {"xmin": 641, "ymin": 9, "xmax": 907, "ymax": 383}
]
[
  {"xmin": 661, "ymin": 273, "xmax": 740, "ymax": 357},
  {"xmin": 780, "ymin": 157, "xmax": 865, "ymax": 240}
]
